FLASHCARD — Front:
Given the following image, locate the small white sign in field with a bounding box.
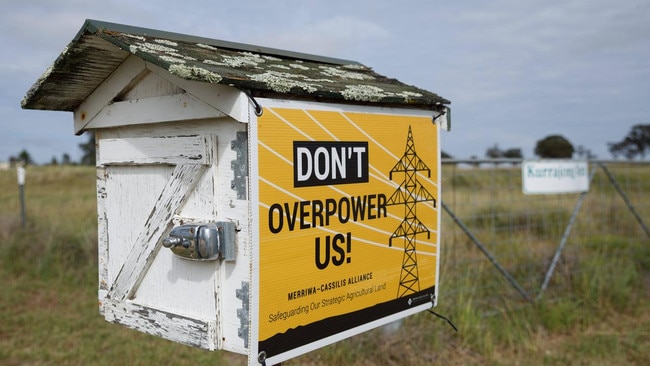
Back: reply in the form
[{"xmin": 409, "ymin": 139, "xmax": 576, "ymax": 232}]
[{"xmin": 522, "ymin": 160, "xmax": 589, "ymax": 195}]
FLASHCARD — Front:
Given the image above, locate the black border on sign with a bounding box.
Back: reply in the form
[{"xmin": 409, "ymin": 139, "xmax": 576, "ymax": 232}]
[
  {"xmin": 258, "ymin": 286, "xmax": 435, "ymax": 359},
  {"xmin": 293, "ymin": 141, "xmax": 369, "ymax": 187}
]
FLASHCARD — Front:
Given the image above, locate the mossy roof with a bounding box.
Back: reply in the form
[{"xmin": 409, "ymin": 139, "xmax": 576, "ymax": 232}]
[{"xmin": 22, "ymin": 19, "xmax": 449, "ymax": 112}]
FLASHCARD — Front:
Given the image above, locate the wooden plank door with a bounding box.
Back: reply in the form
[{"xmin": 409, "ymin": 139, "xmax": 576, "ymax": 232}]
[{"xmin": 97, "ymin": 134, "xmax": 223, "ymax": 350}]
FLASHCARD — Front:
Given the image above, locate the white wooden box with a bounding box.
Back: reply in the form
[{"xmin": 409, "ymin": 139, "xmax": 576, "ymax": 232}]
[
  {"xmin": 22, "ymin": 20, "xmax": 450, "ymax": 366},
  {"xmin": 93, "ymin": 61, "xmax": 251, "ymax": 355}
]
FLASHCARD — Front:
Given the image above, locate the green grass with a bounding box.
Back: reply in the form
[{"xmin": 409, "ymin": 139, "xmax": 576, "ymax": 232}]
[
  {"xmin": 1, "ymin": 165, "xmax": 649, "ymax": 365},
  {"xmin": 0, "ymin": 166, "xmax": 241, "ymax": 365}
]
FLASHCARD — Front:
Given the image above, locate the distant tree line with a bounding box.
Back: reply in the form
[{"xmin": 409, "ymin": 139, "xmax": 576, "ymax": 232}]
[
  {"xmin": 7, "ymin": 132, "xmax": 96, "ymax": 166},
  {"xmin": 8, "ymin": 150, "xmax": 35, "ymax": 165},
  {"xmin": 608, "ymin": 124, "xmax": 650, "ymax": 160},
  {"xmin": 78, "ymin": 132, "xmax": 96, "ymax": 165},
  {"xmin": 8, "ymin": 125, "xmax": 650, "ymax": 165},
  {"xmin": 442, "ymin": 124, "xmax": 648, "ymax": 161},
  {"xmin": 485, "ymin": 144, "xmax": 523, "ymax": 159}
]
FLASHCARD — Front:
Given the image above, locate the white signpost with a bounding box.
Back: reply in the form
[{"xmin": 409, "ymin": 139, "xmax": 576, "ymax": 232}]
[
  {"xmin": 17, "ymin": 165, "xmax": 26, "ymax": 227},
  {"xmin": 17, "ymin": 165, "xmax": 25, "ymax": 185},
  {"xmin": 522, "ymin": 160, "xmax": 589, "ymax": 195}
]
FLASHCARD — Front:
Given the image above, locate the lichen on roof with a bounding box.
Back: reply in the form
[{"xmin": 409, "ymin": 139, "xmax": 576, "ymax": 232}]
[
  {"xmin": 169, "ymin": 64, "xmax": 222, "ymax": 83},
  {"xmin": 250, "ymin": 70, "xmax": 321, "ymax": 94},
  {"xmin": 21, "ymin": 19, "xmax": 449, "ymax": 112}
]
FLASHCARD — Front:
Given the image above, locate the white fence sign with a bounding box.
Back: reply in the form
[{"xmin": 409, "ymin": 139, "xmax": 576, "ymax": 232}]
[
  {"xmin": 17, "ymin": 166, "xmax": 26, "ymax": 185},
  {"xmin": 522, "ymin": 160, "xmax": 589, "ymax": 195}
]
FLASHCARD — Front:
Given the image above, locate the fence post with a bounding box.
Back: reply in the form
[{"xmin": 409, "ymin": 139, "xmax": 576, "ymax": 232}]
[
  {"xmin": 441, "ymin": 200, "xmax": 532, "ymax": 303},
  {"xmin": 597, "ymin": 162, "xmax": 650, "ymax": 239},
  {"xmin": 17, "ymin": 164, "xmax": 26, "ymax": 228},
  {"xmin": 537, "ymin": 166, "xmax": 597, "ymax": 300}
]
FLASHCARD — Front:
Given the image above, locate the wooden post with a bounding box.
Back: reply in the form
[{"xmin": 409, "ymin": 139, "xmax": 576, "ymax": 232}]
[{"xmin": 17, "ymin": 164, "xmax": 26, "ymax": 227}]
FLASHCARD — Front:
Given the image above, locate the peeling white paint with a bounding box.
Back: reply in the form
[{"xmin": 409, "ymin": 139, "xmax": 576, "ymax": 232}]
[
  {"xmin": 270, "ymin": 64, "xmax": 291, "ymax": 70},
  {"xmin": 169, "ymin": 64, "xmax": 222, "ymax": 83},
  {"xmin": 319, "ymin": 66, "xmax": 374, "ymax": 80}
]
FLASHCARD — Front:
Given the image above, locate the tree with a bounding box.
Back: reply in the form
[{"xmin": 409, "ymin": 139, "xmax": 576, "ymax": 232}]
[
  {"xmin": 608, "ymin": 124, "xmax": 650, "ymax": 160},
  {"xmin": 79, "ymin": 132, "xmax": 96, "ymax": 165},
  {"xmin": 14, "ymin": 149, "xmax": 35, "ymax": 165},
  {"xmin": 441, "ymin": 150, "xmax": 453, "ymax": 159},
  {"xmin": 575, "ymin": 145, "xmax": 596, "ymax": 160},
  {"xmin": 534, "ymin": 135, "xmax": 574, "ymax": 158},
  {"xmin": 62, "ymin": 153, "xmax": 71, "ymax": 165},
  {"xmin": 485, "ymin": 144, "xmax": 523, "ymax": 159},
  {"xmin": 470, "ymin": 155, "xmax": 480, "ymax": 167},
  {"xmin": 503, "ymin": 148, "xmax": 523, "ymax": 159},
  {"xmin": 485, "ymin": 144, "xmax": 503, "ymax": 159}
]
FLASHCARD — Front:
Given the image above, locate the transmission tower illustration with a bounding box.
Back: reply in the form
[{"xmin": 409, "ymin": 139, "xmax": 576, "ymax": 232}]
[{"xmin": 386, "ymin": 125, "xmax": 437, "ymax": 298}]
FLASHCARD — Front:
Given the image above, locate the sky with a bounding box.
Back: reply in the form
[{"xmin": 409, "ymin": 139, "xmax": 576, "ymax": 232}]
[{"xmin": 2, "ymin": 0, "xmax": 649, "ymax": 164}]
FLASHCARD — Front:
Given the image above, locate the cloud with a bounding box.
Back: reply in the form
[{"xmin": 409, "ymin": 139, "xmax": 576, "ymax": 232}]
[
  {"xmin": 436, "ymin": 0, "xmax": 650, "ymax": 106},
  {"xmin": 3, "ymin": 0, "xmax": 650, "ymax": 162},
  {"xmin": 253, "ymin": 15, "xmax": 391, "ymax": 58}
]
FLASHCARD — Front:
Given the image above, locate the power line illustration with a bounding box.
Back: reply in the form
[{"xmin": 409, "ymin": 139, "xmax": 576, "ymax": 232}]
[{"xmin": 386, "ymin": 125, "xmax": 437, "ymax": 298}]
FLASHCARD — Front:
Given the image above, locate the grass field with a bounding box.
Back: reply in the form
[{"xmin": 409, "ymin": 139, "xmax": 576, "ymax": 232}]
[{"xmin": 0, "ymin": 165, "xmax": 648, "ymax": 365}]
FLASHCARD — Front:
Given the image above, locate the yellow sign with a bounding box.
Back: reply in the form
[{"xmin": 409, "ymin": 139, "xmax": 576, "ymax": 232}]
[{"xmin": 257, "ymin": 106, "xmax": 440, "ymax": 360}]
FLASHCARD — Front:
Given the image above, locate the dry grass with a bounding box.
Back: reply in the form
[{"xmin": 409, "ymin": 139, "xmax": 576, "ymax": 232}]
[{"xmin": 0, "ymin": 164, "xmax": 648, "ymax": 365}]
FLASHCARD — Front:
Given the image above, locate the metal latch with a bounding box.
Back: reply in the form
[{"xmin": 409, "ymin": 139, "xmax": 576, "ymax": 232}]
[{"xmin": 162, "ymin": 222, "xmax": 236, "ymax": 261}]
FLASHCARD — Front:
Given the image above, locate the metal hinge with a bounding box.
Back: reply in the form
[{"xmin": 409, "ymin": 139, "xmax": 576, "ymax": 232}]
[
  {"xmin": 236, "ymin": 281, "xmax": 250, "ymax": 348},
  {"xmin": 231, "ymin": 131, "xmax": 248, "ymax": 200}
]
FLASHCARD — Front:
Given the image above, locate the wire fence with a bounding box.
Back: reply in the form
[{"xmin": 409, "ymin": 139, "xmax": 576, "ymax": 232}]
[{"xmin": 439, "ymin": 159, "xmax": 650, "ymax": 312}]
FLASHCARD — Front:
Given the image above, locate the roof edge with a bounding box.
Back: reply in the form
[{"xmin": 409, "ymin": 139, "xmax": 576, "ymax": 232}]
[{"xmin": 79, "ymin": 19, "xmax": 361, "ymax": 66}]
